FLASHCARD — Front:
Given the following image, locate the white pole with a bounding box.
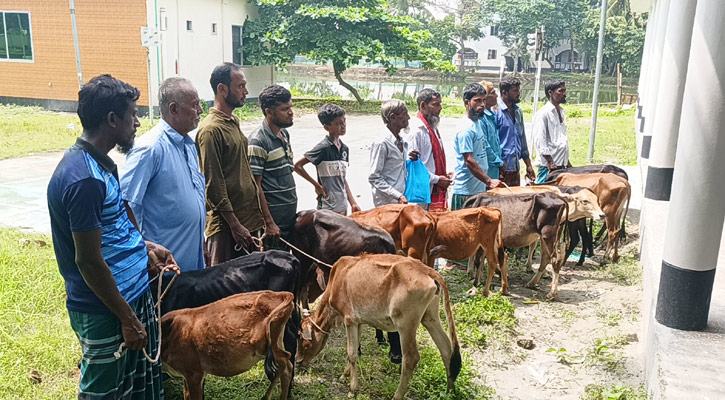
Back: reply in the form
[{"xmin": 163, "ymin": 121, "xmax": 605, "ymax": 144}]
[
  {"xmin": 636, "ymin": 0, "xmax": 658, "ymax": 153},
  {"xmin": 69, "ymin": 0, "xmax": 83, "ymax": 89},
  {"xmin": 532, "ymin": 26, "xmax": 544, "ymax": 115},
  {"xmin": 656, "ymin": 0, "xmax": 725, "ymax": 331},
  {"xmin": 640, "ymin": 0, "xmax": 671, "ymax": 162},
  {"xmin": 644, "ymin": 0, "xmax": 696, "ymax": 201},
  {"xmin": 588, "ymin": 0, "xmax": 608, "ymax": 162},
  {"xmin": 147, "ymin": 47, "xmax": 154, "ymax": 124}
]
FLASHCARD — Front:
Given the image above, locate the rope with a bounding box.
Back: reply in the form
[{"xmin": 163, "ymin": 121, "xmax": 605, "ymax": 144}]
[
  {"xmin": 233, "ymin": 232, "xmax": 335, "ymax": 270},
  {"xmin": 114, "ymin": 265, "xmax": 178, "ymax": 363},
  {"xmin": 302, "ymin": 308, "xmax": 330, "ymax": 336},
  {"xmin": 500, "ymin": 181, "xmax": 514, "ymax": 193}
]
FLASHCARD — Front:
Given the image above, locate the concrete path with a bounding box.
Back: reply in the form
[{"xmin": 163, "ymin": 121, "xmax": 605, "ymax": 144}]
[{"xmin": 0, "ymin": 114, "xmax": 470, "ymax": 233}]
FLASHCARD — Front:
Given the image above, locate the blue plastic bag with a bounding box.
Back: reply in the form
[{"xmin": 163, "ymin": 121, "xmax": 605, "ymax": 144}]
[{"xmin": 404, "ymin": 159, "xmax": 431, "ymax": 204}]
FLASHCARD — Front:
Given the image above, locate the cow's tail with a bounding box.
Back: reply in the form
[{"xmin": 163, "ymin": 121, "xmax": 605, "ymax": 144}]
[
  {"xmin": 495, "ymin": 210, "xmax": 505, "ymax": 272},
  {"xmin": 263, "ymin": 294, "xmax": 294, "ymax": 382},
  {"xmin": 619, "ymin": 183, "xmax": 632, "ymax": 241},
  {"xmin": 432, "ymin": 273, "xmax": 461, "ymax": 384}
]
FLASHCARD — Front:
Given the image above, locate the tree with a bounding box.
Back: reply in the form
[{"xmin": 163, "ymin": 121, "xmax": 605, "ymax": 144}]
[
  {"xmin": 576, "ymin": 10, "xmax": 646, "ymax": 76},
  {"xmin": 427, "ymin": 0, "xmax": 488, "ymax": 72},
  {"xmin": 242, "ymin": 0, "xmax": 454, "ymax": 103},
  {"xmin": 483, "ymin": 0, "xmax": 588, "ymax": 72}
]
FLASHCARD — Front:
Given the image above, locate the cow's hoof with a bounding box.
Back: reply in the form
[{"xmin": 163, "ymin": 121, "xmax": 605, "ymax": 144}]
[
  {"xmin": 376, "ymin": 338, "xmax": 388, "ymax": 347},
  {"xmin": 347, "ymin": 391, "xmax": 355, "ymax": 398},
  {"xmin": 389, "ymin": 354, "xmax": 402, "ymax": 364}
]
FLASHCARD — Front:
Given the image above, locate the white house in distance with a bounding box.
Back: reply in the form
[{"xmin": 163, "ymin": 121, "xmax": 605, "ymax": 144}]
[
  {"xmin": 149, "ymin": 0, "xmax": 273, "ymax": 105},
  {"xmin": 453, "ymin": 25, "xmax": 590, "ymax": 73}
]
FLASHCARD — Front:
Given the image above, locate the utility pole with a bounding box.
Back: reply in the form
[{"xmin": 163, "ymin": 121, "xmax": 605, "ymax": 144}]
[
  {"xmin": 532, "ymin": 25, "xmax": 545, "ymax": 115},
  {"xmin": 69, "ymin": 0, "xmax": 83, "ymax": 89},
  {"xmin": 588, "ymin": 0, "xmax": 608, "ymax": 162}
]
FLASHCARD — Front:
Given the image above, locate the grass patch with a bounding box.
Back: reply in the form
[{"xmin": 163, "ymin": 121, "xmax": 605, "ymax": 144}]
[
  {"xmin": 451, "ymin": 293, "xmax": 516, "ymax": 348},
  {"xmin": 0, "ymin": 227, "xmax": 496, "ymax": 399},
  {"xmin": 581, "ymin": 383, "xmax": 647, "ymax": 400},
  {"xmin": 0, "ymin": 228, "xmax": 79, "ymax": 399}
]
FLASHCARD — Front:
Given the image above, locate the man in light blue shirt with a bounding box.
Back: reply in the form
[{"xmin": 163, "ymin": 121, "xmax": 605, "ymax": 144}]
[
  {"xmin": 120, "ymin": 77, "xmax": 206, "ymax": 271},
  {"xmin": 451, "ymin": 83, "xmax": 502, "ymax": 210}
]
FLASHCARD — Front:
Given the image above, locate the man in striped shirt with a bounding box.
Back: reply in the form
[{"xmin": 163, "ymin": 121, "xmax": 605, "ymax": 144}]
[{"xmin": 249, "ymin": 85, "xmax": 297, "ymax": 250}]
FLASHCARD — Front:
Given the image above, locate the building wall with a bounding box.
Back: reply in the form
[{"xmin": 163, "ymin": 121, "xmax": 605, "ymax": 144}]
[
  {"xmin": 0, "ymin": 0, "xmax": 150, "ymax": 106},
  {"xmin": 154, "ymin": 0, "xmax": 272, "ymax": 102}
]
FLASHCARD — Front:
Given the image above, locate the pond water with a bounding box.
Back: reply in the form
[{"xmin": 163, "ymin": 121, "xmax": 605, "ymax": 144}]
[{"xmin": 277, "ymin": 73, "xmax": 619, "ymax": 104}]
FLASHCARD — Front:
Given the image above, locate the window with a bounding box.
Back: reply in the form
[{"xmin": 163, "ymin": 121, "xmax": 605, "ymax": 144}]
[
  {"xmin": 0, "ymin": 11, "xmax": 33, "ymax": 61},
  {"xmin": 487, "ymin": 49, "xmax": 497, "ymax": 60},
  {"xmin": 211, "ymin": 23, "xmax": 217, "ymax": 34},
  {"xmin": 186, "ymin": 20, "xmax": 192, "ymax": 31},
  {"xmin": 490, "ymin": 25, "xmax": 499, "ymax": 36},
  {"xmin": 232, "ymin": 25, "xmax": 250, "ymax": 66}
]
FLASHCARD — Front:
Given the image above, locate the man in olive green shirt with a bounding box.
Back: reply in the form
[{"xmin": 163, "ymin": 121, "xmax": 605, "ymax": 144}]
[{"xmin": 196, "ymin": 63, "xmax": 265, "ymax": 264}]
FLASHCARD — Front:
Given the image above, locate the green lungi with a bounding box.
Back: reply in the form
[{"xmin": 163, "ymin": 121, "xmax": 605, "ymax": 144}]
[
  {"xmin": 451, "ymin": 194, "xmax": 473, "ymax": 211},
  {"xmin": 68, "ymin": 291, "xmax": 163, "ymax": 400}
]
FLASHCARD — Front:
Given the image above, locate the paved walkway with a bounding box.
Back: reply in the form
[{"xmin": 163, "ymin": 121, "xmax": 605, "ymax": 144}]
[{"xmin": 0, "ymin": 114, "xmax": 471, "ymax": 233}]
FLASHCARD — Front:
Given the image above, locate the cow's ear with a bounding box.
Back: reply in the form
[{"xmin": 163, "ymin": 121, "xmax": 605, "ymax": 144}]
[{"xmin": 302, "ymin": 325, "xmax": 312, "ymax": 341}]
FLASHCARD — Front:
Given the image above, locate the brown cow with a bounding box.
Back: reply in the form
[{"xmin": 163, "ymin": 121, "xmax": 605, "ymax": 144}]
[
  {"xmin": 161, "ymin": 290, "xmax": 295, "ymax": 400},
  {"xmin": 488, "ymin": 185, "xmax": 604, "ymax": 222},
  {"xmin": 547, "ymin": 173, "xmax": 631, "ymax": 262},
  {"xmin": 350, "ymin": 204, "xmax": 437, "ymax": 265},
  {"xmin": 297, "ymin": 254, "xmax": 461, "ymax": 400},
  {"xmin": 464, "ymin": 192, "xmax": 568, "ymax": 298},
  {"xmin": 429, "ymin": 207, "xmax": 507, "ymax": 296}
]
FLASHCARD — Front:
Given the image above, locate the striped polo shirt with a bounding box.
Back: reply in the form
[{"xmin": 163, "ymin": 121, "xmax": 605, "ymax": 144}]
[
  {"xmin": 248, "ymin": 120, "xmax": 298, "ymax": 228},
  {"xmin": 304, "ymin": 136, "xmax": 349, "ymax": 213},
  {"xmin": 48, "ymin": 138, "xmax": 149, "ymax": 314}
]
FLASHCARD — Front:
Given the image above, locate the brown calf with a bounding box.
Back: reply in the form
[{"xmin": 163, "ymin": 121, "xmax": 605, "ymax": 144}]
[
  {"xmin": 297, "ymin": 254, "xmax": 461, "ymax": 400},
  {"xmin": 350, "ymin": 204, "xmax": 437, "ymax": 265},
  {"xmin": 429, "ymin": 207, "xmax": 507, "ymax": 296},
  {"xmin": 161, "ymin": 290, "xmax": 294, "ymax": 400},
  {"xmin": 548, "ymin": 173, "xmax": 631, "ymax": 262}
]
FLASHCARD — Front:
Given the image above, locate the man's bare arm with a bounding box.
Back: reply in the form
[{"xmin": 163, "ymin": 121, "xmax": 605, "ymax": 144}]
[{"xmin": 72, "ymin": 230, "xmax": 147, "ymax": 350}]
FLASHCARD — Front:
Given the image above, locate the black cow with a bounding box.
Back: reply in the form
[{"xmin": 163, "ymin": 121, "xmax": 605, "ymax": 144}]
[
  {"xmin": 157, "ymin": 250, "xmax": 300, "ymax": 384},
  {"xmin": 464, "ymin": 192, "xmax": 568, "ymax": 299},
  {"xmin": 556, "ymin": 186, "xmax": 595, "ymax": 266},
  {"xmin": 544, "ymin": 164, "xmax": 629, "ymax": 182},
  {"xmin": 289, "ymin": 209, "xmax": 397, "ymax": 308}
]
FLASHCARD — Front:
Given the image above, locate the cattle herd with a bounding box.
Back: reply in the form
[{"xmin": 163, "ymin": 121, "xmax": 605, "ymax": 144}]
[{"xmin": 156, "ymin": 164, "xmax": 631, "ymax": 400}]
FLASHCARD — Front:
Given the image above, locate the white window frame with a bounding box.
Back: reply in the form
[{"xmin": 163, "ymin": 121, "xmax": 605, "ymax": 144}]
[{"xmin": 0, "ymin": 10, "xmax": 34, "ymax": 63}]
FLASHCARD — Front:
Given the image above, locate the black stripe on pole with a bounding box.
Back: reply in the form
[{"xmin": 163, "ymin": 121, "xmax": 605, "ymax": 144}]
[
  {"xmin": 644, "ymin": 166, "xmax": 674, "ymax": 201},
  {"xmin": 641, "ymin": 135, "xmax": 652, "ymax": 158},
  {"xmin": 655, "ymin": 261, "xmax": 715, "ymax": 331}
]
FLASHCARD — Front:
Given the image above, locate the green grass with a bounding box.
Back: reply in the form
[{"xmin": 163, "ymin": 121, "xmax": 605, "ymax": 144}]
[
  {"xmin": 0, "ymin": 227, "xmax": 498, "ymax": 399},
  {"xmin": 1, "ymin": 98, "xmax": 636, "ymax": 166},
  {"xmin": 0, "ymin": 229, "xmax": 80, "ymax": 399},
  {"xmin": 581, "ymin": 383, "xmax": 647, "ymax": 400}
]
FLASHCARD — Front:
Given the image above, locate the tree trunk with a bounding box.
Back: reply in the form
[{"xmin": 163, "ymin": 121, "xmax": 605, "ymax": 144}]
[{"xmin": 333, "ymin": 66, "xmax": 364, "ymax": 104}]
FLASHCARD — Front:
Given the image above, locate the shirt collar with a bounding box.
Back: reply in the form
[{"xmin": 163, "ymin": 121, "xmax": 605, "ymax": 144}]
[
  {"xmin": 209, "ymin": 107, "xmax": 238, "ymax": 123},
  {"xmin": 75, "ymin": 137, "xmax": 118, "ymax": 177},
  {"xmin": 261, "ymin": 119, "xmax": 289, "ymax": 142},
  {"xmin": 159, "ymin": 118, "xmax": 188, "ymax": 146}
]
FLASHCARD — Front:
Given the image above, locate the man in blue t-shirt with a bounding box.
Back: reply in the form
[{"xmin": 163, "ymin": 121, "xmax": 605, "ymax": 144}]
[
  {"xmin": 47, "ymin": 74, "xmax": 179, "ymax": 400},
  {"xmin": 451, "ymin": 83, "xmax": 502, "ymax": 210}
]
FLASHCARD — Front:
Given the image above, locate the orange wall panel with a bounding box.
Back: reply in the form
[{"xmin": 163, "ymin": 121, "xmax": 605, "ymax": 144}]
[{"xmin": 0, "ymin": 0, "xmax": 150, "ymax": 106}]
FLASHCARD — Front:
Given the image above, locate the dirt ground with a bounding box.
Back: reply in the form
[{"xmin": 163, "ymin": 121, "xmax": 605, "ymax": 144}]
[{"xmin": 469, "ymin": 224, "xmax": 644, "ymax": 399}]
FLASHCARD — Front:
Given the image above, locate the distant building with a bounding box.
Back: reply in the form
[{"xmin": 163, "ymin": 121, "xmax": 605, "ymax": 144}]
[
  {"xmin": 453, "ymin": 25, "xmax": 589, "ymax": 73},
  {"xmin": 0, "ymin": 0, "xmax": 272, "ymax": 113}
]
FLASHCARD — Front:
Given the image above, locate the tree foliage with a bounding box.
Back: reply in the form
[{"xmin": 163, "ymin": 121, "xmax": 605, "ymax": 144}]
[
  {"xmin": 576, "ymin": 10, "xmax": 647, "ymax": 76},
  {"xmin": 242, "ymin": 0, "xmax": 454, "ymax": 103}
]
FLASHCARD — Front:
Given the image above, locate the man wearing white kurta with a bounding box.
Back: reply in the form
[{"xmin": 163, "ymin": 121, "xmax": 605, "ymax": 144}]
[{"xmin": 533, "ymin": 80, "xmax": 571, "ymax": 183}]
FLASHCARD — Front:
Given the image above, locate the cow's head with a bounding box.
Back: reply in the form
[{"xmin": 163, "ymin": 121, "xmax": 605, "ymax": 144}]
[
  {"xmin": 296, "ymin": 311, "xmax": 331, "ymax": 367},
  {"xmin": 566, "ymin": 189, "xmax": 605, "ymax": 221}
]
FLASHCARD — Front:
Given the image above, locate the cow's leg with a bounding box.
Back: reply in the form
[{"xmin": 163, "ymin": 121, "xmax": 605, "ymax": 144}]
[
  {"xmin": 564, "ymin": 220, "xmax": 581, "ymax": 264},
  {"xmin": 388, "ymin": 331, "xmax": 402, "ymax": 363},
  {"xmin": 583, "ymin": 221, "xmax": 595, "ymax": 258},
  {"xmin": 467, "ymin": 253, "xmax": 478, "ymax": 284},
  {"xmin": 527, "ymin": 235, "xmax": 554, "ymax": 290},
  {"xmin": 480, "ymin": 247, "xmax": 497, "ymax": 297},
  {"xmin": 393, "ymin": 325, "xmax": 420, "ymax": 400},
  {"xmin": 421, "ymin": 298, "xmax": 453, "ymax": 382},
  {"xmin": 527, "ymin": 242, "xmax": 536, "ymax": 272},
  {"xmin": 375, "ymin": 329, "xmax": 387, "ymax": 346},
  {"xmin": 343, "ymin": 323, "xmax": 361, "ymax": 396},
  {"xmin": 183, "ymin": 372, "xmax": 205, "ymax": 400}
]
